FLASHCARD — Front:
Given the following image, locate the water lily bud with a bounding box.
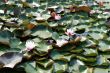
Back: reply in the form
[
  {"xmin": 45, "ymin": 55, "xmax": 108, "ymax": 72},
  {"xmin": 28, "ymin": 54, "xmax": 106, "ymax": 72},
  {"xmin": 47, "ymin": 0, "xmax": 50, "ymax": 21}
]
[
  {"xmin": 25, "ymin": 40, "xmax": 36, "ymax": 51},
  {"xmin": 65, "ymin": 29, "xmax": 75, "ymax": 36}
]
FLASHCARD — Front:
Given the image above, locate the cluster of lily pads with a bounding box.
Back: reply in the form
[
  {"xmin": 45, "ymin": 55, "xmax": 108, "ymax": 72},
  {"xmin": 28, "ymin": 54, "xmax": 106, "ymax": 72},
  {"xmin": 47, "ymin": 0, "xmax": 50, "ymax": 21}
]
[{"xmin": 1, "ymin": 0, "xmax": 110, "ymax": 73}]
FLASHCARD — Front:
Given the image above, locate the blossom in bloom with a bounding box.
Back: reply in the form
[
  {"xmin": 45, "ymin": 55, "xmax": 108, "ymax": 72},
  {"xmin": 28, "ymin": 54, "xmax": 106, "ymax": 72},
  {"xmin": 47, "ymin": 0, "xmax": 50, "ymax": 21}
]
[
  {"xmin": 54, "ymin": 14, "xmax": 61, "ymax": 20},
  {"xmin": 89, "ymin": 10, "xmax": 96, "ymax": 14},
  {"xmin": 51, "ymin": 12, "xmax": 61, "ymax": 20},
  {"xmin": 25, "ymin": 40, "xmax": 36, "ymax": 51},
  {"xmin": 65, "ymin": 29, "xmax": 75, "ymax": 36},
  {"xmin": 56, "ymin": 39, "xmax": 68, "ymax": 47}
]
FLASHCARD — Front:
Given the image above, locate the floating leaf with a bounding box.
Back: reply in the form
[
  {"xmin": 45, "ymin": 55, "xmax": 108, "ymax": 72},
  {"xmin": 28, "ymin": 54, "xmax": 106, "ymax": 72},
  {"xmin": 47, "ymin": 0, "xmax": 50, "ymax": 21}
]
[
  {"xmin": 32, "ymin": 26, "xmax": 52, "ymax": 39},
  {"xmin": 50, "ymin": 50, "xmax": 65, "ymax": 61},
  {"xmin": 36, "ymin": 42, "xmax": 53, "ymax": 54},
  {"xmin": 0, "ymin": 52, "xmax": 23, "ymax": 68},
  {"xmin": 24, "ymin": 62, "xmax": 37, "ymax": 73},
  {"xmin": 94, "ymin": 68, "xmax": 109, "ymax": 73},
  {"xmin": 98, "ymin": 40, "xmax": 110, "ymax": 51},
  {"xmin": 95, "ymin": 55, "xmax": 109, "ymax": 66},
  {"xmin": 68, "ymin": 59, "xmax": 87, "ymax": 73},
  {"xmin": 36, "ymin": 59, "xmax": 53, "ymax": 68},
  {"xmin": 53, "ymin": 61, "xmax": 68, "ymax": 73},
  {"xmin": 36, "ymin": 64, "xmax": 53, "ymax": 73},
  {"xmin": 9, "ymin": 38, "xmax": 21, "ymax": 48},
  {"xmin": 83, "ymin": 48, "xmax": 98, "ymax": 56},
  {"xmin": 0, "ymin": 30, "xmax": 14, "ymax": 45}
]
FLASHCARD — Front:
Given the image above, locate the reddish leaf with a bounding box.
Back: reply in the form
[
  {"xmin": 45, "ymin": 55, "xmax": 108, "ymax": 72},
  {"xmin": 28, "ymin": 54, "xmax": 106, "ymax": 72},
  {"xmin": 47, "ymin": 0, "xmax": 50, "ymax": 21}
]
[
  {"xmin": 26, "ymin": 23, "xmax": 36, "ymax": 30},
  {"xmin": 79, "ymin": 6, "xmax": 91, "ymax": 12}
]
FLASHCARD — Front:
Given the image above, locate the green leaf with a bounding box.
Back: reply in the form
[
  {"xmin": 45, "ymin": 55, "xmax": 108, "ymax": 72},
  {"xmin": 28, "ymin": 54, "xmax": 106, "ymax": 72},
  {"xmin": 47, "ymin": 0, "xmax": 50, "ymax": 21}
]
[
  {"xmin": 0, "ymin": 30, "xmax": 14, "ymax": 45},
  {"xmin": 89, "ymin": 32, "xmax": 103, "ymax": 40},
  {"xmin": 9, "ymin": 38, "xmax": 21, "ymax": 48},
  {"xmin": 95, "ymin": 55, "xmax": 109, "ymax": 66},
  {"xmin": 94, "ymin": 68, "xmax": 109, "ymax": 73},
  {"xmin": 36, "ymin": 42, "xmax": 53, "ymax": 54},
  {"xmin": 36, "ymin": 64, "xmax": 53, "ymax": 73},
  {"xmin": 68, "ymin": 59, "xmax": 86, "ymax": 73},
  {"xmin": 36, "ymin": 59, "xmax": 53, "ymax": 68},
  {"xmin": 98, "ymin": 40, "xmax": 110, "ymax": 51},
  {"xmin": 70, "ymin": 45, "xmax": 83, "ymax": 54},
  {"xmin": 50, "ymin": 50, "xmax": 65, "ymax": 61},
  {"xmin": 83, "ymin": 48, "xmax": 98, "ymax": 56},
  {"xmin": 53, "ymin": 60, "xmax": 68, "ymax": 73},
  {"xmin": 77, "ymin": 56, "xmax": 96, "ymax": 63},
  {"xmin": 81, "ymin": 39, "xmax": 97, "ymax": 48},
  {"xmin": 0, "ymin": 52, "xmax": 23, "ymax": 68},
  {"xmin": 32, "ymin": 27, "xmax": 52, "ymax": 39},
  {"xmin": 24, "ymin": 62, "xmax": 37, "ymax": 73},
  {"xmin": 52, "ymin": 32, "xmax": 59, "ymax": 40}
]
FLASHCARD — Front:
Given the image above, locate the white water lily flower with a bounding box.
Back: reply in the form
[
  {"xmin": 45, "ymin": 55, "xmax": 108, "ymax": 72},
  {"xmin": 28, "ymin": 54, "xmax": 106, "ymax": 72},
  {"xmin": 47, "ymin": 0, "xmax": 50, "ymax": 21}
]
[
  {"xmin": 65, "ymin": 29, "xmax": 75, "ymax": 36},
  {"xmin": 25, "ymin": 40, "xmax": 36, "ymax": 51},
  {"xmin": 56, "ymin": 39, "xmax": 68, "ymax": 47}
]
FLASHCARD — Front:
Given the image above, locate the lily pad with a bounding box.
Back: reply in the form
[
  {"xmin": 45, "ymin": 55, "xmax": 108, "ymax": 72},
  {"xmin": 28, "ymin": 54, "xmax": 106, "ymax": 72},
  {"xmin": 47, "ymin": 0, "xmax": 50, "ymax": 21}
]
[{"xmin": 0, "ymin": 52, "xmax": 23, "ymax": 68}]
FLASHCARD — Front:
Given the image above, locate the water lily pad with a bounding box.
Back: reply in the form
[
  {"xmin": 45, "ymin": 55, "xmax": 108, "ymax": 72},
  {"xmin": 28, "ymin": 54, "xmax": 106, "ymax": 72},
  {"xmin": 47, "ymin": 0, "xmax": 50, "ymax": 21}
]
[
  {"xmin": 98, "ymin": 40, "xmax": 110, "ymax": 51},
  {"xmin": 0, "ymin": 30, "xmax": 14, "ymax": 45},
  {"xmin": 36, "ymin": 59, "xmax": 53, "ymax": 68},
  {"xmin": 94, "ymin": 68, "xmax": 109, "ymax": 73},
  {"xmin": 31, "ymin": 26, "xmax": 52, "ymax": 39},
  {"xmin": 0, "ymin": 52, "xmax": 23, "ymax": 68},
  {"xmin": 36, "ymin": 42, "xmax": 53, "ymax": 54},
  {"xmin": 83, "ymin": 48, "xmax": 98, "ymax": 56},
  {"xmin": 53, "ymin": 60, "xmax": 68, "ymax": 73},
  {"xmin": 24, "ymin": 62, "xmax": 37, "ymax": 73},
  {"xmin": 95, "ymin": 55, "xmax": 109, "ymax": 66}
]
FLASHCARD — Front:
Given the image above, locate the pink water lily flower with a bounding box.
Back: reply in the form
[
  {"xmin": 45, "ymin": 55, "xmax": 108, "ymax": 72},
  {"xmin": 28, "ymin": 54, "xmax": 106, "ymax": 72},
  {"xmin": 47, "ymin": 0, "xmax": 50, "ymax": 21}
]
[
  {"xmin": 25, "ymin": 40, "xmax": 36, "ymax": 51},
  {"xmin": 54, "ymin": 14, "xmax": 61, "ymax": 20},
  {"xmin": 65, "ymin": 29, "xmax": 75, "ymax": 36},
  {"xmin": 89, "ymin": 10, "xmax": 96, "ymax": 14},
  {"xmin": 56, "ymin": 39, "xmax": 68, "ymax": 47}
]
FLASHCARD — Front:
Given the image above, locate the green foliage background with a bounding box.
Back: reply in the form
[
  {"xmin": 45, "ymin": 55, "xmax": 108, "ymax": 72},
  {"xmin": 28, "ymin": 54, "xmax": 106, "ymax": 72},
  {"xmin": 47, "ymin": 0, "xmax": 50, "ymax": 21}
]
[{"xmin": 0, "ymin": 0, "xmax": 110, "ymax": 73}]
